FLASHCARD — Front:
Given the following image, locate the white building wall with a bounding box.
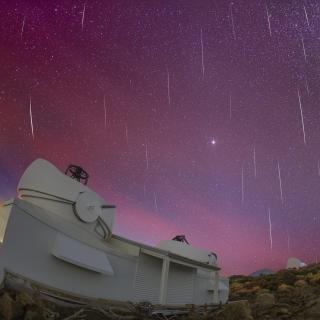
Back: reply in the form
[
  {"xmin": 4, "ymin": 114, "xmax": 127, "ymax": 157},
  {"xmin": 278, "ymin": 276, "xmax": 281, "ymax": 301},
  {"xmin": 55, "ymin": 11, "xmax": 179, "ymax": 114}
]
[
  {"xmin": 194, "ymin": 269, "xmax": 215, "ymax": 304},
  {"xmin": 0, "ymin": 203, "xmax": 138, "ymax": 301},
  {"xmin": 0, "ymin": 200, "xmax": 226, "ymax": 305}
]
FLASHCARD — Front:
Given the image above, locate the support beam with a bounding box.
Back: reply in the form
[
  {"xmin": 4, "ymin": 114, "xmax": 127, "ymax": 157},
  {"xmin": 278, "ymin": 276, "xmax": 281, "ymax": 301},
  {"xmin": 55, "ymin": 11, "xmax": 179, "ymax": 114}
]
[{"xmin": 159, "ymin": 257, "xmax": 170, "ymax": 304}]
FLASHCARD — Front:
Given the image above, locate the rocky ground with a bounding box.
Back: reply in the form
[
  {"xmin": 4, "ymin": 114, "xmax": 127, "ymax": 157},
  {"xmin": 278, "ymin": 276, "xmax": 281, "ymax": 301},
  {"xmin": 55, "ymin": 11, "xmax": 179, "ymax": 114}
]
[
  {"xmin": 0, "ymin": 263, "xmax": 320, "ymax": 319},
  {"xmin": 224, "ymin": 262, "xmax": 320, "ymax": 320}
]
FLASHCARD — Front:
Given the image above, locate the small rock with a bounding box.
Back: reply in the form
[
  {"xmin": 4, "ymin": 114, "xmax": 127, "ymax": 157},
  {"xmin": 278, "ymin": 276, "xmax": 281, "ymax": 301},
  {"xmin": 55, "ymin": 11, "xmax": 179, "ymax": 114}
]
[
  {"xmin": 15, "ymin": 292, "xmax": 34, "ymax": 306},
  {"xmin": 294, "ymin": 279, "xmax": 307, "ymax": 287},
  {"xmin": 278, "ymin": 283, "xmax": 292, "ymax": 292},
  {"xmin": 276, "ymin": 307, "xmax": 291, "ymax": 315},
  {"xmin": 309, "ymin": 272, "xmax": 320, "ymax": 284},
  {"xmin": 256, "ymin": 293, "xmax": 275, "ymax": 306},
  {"xmin": 0, "ymin": 293, "xmax": 13, "ymax": 320},
  {"xmin": 24, "ymin": 309, "xmax": 43, "ymax": 320},
  {"xmin": 303, "ymin": 297, "xmax": 320, "ymax": 318}
]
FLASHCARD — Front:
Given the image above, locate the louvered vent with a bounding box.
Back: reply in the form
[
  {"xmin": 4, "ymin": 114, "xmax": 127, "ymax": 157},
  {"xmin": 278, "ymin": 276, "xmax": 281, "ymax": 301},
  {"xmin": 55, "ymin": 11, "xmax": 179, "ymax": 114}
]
[
  {"xmin": 134, "ymin": 253, "xmax": 162, "ymax": 304},
  {"xmin": 167, "ymin": 262, "xmax": 195, "ymax": 305}
]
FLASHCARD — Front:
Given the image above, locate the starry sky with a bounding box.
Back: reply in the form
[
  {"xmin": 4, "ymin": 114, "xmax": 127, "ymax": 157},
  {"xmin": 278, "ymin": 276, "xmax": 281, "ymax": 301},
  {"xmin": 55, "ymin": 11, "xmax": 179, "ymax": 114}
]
[{"xmin": 1, "ymin": 1, "xmax": 320, "ymax": 275}]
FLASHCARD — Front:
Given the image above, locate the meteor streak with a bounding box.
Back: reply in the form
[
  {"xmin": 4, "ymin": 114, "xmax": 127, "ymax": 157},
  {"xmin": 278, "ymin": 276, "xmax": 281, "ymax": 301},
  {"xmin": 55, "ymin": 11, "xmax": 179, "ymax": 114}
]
[
  {"xmin": 200, "ymin": 28, "xmax": 205, "ymax": 78},
  {"xmin": 297, "ymin": 89, "xmax": 306, "ymax": 145},
  {"xmin": 153, "ymin": 192, "xmax": 158, "ymax": 211},
  {"xmin": 81, "ymin": 3, "xmax": 86, "ymax": 30},
  {"xmin": 303, "ymin": 6, "xmax": 310, "ymax": 29},
  {"xmin": 241, "ymin": 164, "xmax": 244, "ymax": 205},
  {"xmin": 286, "ymin": 228, "xmax": 290, "ymax": 253},
  {"xmin": 268, "ymin": 208, "xmax": 273, "ymax": 250},
  {"xmin": 103, "ymin": 95, "xmax": 107, "ymax": 128},
  {"xmin": 29, "ymin": 96, "xmax": 34, "ymax": 140},
  {"xmin": 277, "ymin": 160, "xmax": 284, "ymax": 204},
  {"xmin": 125, "ymin": 124, "xmax": 128, "ymax": 144},
  {"xmin": 21, "ymin": 16, "xmax": 26, "ymax": 39},
  {"xmin": 265, "ymin": 3, "xmax": 272, "ymax": 36},
  {"xmin": 253, "ymin": 145, "xmax": 257, "ymax": 178},
  {"xmin": 230, "ymin": 3, "xmax": 236, "ymax": 40},
  {"xmin": 301, "ymin": 35, "xmax": 307, "ymax": 62},
  {"xmin": 166, "ymin": 68, "xmax": 171, "ymax": 106},
  {"xmin": 229, "ymin": 93, "xmax": 232, "ymax": 120},
  {"xmin": 145, "ymin": 142, "xmax": 149, "ymax": 170}
]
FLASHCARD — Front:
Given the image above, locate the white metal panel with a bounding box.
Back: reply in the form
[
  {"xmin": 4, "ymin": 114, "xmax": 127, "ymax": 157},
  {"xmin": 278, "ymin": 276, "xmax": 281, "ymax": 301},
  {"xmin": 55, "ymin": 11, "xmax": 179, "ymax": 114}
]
[
  {"xmin": 195, "ymin": 277, "xmax": 213, "ymax": 304},
  {"xmin": 134, "ymin": 253, "xmax": 162, "ymax": 304},
  {"xmin": 18, "ymin": 159, "xmax": 87, "ymax": 203},
  {"xmin": 167, "ymin": 262, "xmax": 195, "ymax": 305},
  {"xmin": 3, "ymin": 203, "xmax": 138, "ymax": 301},
  {"xmin": 218, "ymin": 278, "xmax": 229, "ymax": 304},
  {"xmin": 52, "ymin": 233, "xmax": 114, "ymax": 275},
  {"xmin": 194, "ymin": 269, "xmax": 223, "ymax": 304},
  {"xmin": 157, "ymin": 240, "xmax": 217, "ymax": 266},
  {"xmin": 17, "ymin": 159, "xmax": 115, "ymax": 233}
]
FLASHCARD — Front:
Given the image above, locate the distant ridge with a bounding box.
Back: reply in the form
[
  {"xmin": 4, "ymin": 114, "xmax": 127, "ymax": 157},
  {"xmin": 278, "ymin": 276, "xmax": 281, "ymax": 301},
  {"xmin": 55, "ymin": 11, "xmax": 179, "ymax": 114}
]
[{"xmin": 250, "ymin": 268, "xmax": 274, "ymax": 277}]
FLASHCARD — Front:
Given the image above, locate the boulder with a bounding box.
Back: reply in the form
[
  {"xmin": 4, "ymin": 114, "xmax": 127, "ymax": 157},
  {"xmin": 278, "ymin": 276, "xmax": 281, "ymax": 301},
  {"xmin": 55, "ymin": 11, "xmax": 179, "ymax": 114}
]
[
  {"xmin": 216, "ymin": 301, "xmax": 253, "ymax": 320},
  {"xmin": 15, "ymin": 292, "xmax": 34, "ymax": 307},
  {"xmin": 256, "ymin": 293, "xmax": 275, "ymax": 306},
  {"xmin": 309, "ymin": 272, "xmax": 320, "ymax": 284},
  {"xmin": 301, "ymin": 297, "xmax": 320, "ymax": 319},
  {"xmin": 24, "ymin": 309, "xmax": 43, "ymax": 320},
  {"xmin": 0, "ymin": 293, "xmax": 13, "ymax": 320},
  {"xmin": 277, "ymin": 283, "xmax": 292, "ymax": 292},
  {"xmin": 275, "ymin": 307, "xmax": 291, "ymax": 316},
  {"xmin": 294, "ymin": 279, "xmax": 307, "ymax": 287}
]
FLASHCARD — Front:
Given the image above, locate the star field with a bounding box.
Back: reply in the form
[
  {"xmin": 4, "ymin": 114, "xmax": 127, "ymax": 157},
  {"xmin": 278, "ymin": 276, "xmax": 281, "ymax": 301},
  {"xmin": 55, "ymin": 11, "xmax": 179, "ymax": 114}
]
[{"xmin": 1, "ymin": 1, "xmax": 320, "ymax": 275}]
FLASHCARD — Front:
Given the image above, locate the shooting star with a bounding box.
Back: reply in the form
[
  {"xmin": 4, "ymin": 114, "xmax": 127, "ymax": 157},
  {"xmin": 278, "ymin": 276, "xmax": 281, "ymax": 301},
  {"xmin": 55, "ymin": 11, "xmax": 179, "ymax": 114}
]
[
  {"xmin": 166, "ymin": 68, "xmax": 171, "ymax": 105},
  {"xmin": 153, "ymin": 192, "xmax": 158, "ymax": 211},
  {"xmin": 253, "ymin": 145, "xmax": 257, "ymax": 178},
  {"xmin": 286, "ymin": 228, "xmax": 290, "ymax": 253},
  {"xmin": 200, "ymin": 28, "xmax": 205, "ymax": 79},
  {"xmin": 303, "ymin": 5, "xmax": 310, "ymax": 29},
  {"xmin": 145, "ymin": 142, "xmax": 149, "ymax": 170},
  {"xmin": 143, "ymin": 183, "xmax": 147, "ymax": 197},
  {"xmin": 229, "ymin": 93, "xmax": 232, "ymax": 120},
  {"xmin": 265, "ymin": 2, "xmax": 272, "ymax": 36},
  {"xmin": 103, "ymin": 95, "xmax": 107, "ymax": 128},
  {"xmin": 241, "ymin": 164, "xmax": 244, "ymax": 205},
  {"xmin": 21, "ymin": 16, "xmax": 26, "ymax": 40},
  {"xmin": 268, "ymin": 208, "xmax": 273, "ymax": 250},
  {"xmin": 29, "ymin": 96, "xmax": 34, "ymax": 140},
  {"xmin": 301, "ymin": 35, "xmax": 307, "ymax": 62},
  {"xmin": 305, "ymin": 78, "xmax": 310, "ymax": 96},
  {"xmin": 297, "ymin": 89, "xmax": 307, "ymax": 145},
  {"xmin": 81, "ymin": 3, "xmax": 86, "ymax": 31},
  {"xmin": 277, "ymin": 160, "xmax": 284, "ymax": 204},
  {"xmin": 230, "ymin": 3, "xmax": 236, "ymax": 40},
  {"xmin": 125, "ymin": 124, "xmax": 129, "ymax": 144}
]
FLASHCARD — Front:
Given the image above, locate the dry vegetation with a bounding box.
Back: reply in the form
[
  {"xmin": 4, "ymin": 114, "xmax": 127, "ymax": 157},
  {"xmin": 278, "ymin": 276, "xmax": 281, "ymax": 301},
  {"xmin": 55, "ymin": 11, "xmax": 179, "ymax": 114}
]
[
  {"xmin": 1, "ymin": 263, "xmax": 320, "ymax": 319},
  {"xmin": 226, "ymin": 262, "xmax": 320, "ymax": 320}
]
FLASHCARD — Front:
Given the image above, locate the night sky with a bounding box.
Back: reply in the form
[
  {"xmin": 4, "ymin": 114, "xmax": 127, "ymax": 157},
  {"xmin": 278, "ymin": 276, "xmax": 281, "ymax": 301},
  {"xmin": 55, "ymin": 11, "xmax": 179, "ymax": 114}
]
[{"xmin": 1, "ymin": 1, "xmax": 320, "ymax": 275}]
